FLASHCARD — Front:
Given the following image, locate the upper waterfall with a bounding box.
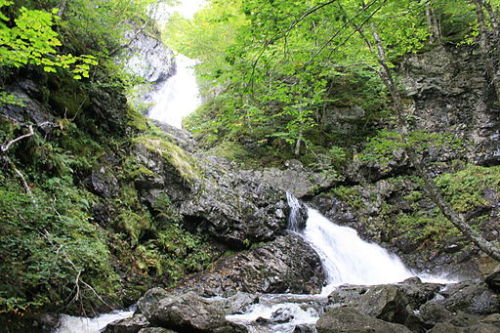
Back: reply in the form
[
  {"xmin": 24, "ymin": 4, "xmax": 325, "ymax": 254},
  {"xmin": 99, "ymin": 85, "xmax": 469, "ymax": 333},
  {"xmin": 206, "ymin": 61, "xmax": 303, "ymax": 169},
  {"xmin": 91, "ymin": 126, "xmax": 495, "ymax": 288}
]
[{"xmin": 147, "ymin": 54, "xmax": 202, "ymax": 128}]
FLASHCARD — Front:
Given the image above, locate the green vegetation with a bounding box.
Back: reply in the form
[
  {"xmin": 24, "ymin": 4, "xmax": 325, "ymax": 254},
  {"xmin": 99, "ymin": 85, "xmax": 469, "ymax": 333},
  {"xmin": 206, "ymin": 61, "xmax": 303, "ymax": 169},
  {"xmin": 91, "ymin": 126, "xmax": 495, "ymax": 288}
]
[
  {"xmin": 436, "ymin": 165, "xmax": 500, "ymax": 213},
  {"xmin": 0, "ymin": 0, "xmax": 218, "ymax": 321},
  {"xmin": 1, "ymin": 0, "xmax": 499, "ymax": 325},
  {"xmin": 330, "ymin": 165, "xmax": 498, "ymax": 251}
]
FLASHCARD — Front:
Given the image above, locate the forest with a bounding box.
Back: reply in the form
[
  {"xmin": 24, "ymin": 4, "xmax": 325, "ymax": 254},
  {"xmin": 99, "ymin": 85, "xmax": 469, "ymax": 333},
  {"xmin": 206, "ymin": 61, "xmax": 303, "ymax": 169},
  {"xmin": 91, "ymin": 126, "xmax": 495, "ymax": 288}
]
[{"xmin": 0, "ymin": 0, "xmax": 499, "ymax": 332}]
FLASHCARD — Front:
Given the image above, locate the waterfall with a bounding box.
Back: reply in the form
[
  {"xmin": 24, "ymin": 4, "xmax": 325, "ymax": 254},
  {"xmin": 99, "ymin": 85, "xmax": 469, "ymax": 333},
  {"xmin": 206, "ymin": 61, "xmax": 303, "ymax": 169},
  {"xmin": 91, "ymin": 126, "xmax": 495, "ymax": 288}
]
[
  {"xmin": 304, "ymin": 208, "xmax": 414, "ymax": 288},
  {"xmin": 147, "ymin": 54, "xmax": 202, "ymax": 128},
  {"xmin": 226, "ymin": 200, "xmax": 454, "ymax": 332}
]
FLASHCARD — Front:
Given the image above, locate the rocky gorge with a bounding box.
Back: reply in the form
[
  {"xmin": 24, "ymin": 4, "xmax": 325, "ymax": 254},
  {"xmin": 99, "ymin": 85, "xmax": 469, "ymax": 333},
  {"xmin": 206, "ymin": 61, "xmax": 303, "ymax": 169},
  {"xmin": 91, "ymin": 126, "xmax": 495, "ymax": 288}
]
[{"xmin": 0, "ymin": 1, "xmax": 499, "ymax": 333}]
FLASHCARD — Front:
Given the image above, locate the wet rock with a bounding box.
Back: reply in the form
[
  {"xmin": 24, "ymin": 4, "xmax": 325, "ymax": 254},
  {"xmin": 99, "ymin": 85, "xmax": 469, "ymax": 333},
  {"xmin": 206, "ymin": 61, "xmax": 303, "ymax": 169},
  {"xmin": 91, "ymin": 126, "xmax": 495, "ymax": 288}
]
[
  {"xmin": 242, "ymin": 159, "xmax": 339, "ymax": 198},
  {"xmin": 178, "ymin": 234, "xmax": 325, "ymax": 295},
  {"xmin": 327, "ymin": 285, "xmax": 368, "ymax": 305},
  {"xmin": 104, "ymin": 314, "xmax": 149, "ymax": 333},
  {"xmin": 437, "ymin": 281, "xmax": 499, "ymax": 315},
  {"xmin": 328, "ymin": 283, "xmax": 441, "ymax": 331},
  {"xmin": 419, "ymin": 302, "xmax": 453, "ymax": 325},
  {"xmin": 137, "ymin": 288, "xmax": 170, "ymax": 320},
  {"xmin": 179, "ymin": 155, "xmax": 301, "ymax": 249},
  {"xmin": 152, "ymin": 121, "xmax": 197, "ymax": 153},
  {"xmin": 293, "ymin": 324, "xmax": 316, "ymax": 333},
  {"xmin": 316, "ymin": 307, "xmax": 412, "ymax": 333},
  {"xmin": 485, "ymin": 270, "xmax": 500, "ymax": 293},
  {"xmin": 132, "ymin": 141, "xmax": 300, "ymax": 249},
  {"xmin": 123, "ymin": 29, "xmax": 175, "ymax": 83},
  {"xmin": 141, "ymin": 292, "xmax": 246, "ymax": 333}
]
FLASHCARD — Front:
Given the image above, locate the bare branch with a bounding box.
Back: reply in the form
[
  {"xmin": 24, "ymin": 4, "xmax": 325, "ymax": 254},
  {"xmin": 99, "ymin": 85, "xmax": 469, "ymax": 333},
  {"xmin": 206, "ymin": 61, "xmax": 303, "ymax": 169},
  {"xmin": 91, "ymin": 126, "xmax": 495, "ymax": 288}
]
[{"xmin": 1, "ymin": 125, "xmax": 34, "ymax": 153}]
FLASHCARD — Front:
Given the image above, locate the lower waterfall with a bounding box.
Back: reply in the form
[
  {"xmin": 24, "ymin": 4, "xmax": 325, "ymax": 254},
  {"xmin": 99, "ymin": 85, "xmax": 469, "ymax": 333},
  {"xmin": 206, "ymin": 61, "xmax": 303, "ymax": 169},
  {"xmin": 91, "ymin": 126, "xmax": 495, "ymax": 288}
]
[{"xmin": 225, "ymin": 202, "xmax": 455, "ymax": 333}]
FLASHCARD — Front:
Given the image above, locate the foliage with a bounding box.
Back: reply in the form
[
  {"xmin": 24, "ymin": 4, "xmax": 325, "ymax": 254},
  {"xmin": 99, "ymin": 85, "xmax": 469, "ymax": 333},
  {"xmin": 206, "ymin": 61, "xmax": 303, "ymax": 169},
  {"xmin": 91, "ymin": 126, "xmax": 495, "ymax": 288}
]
[
  {"xmin": 357, "ymin": 129, "xmax": 463, "ymax": 170},
  {"xmin": 0, "ymin": 180, "xmax": 118, "ymax": 314},
  {"xmin": 0, "ymin": 1, "xmax": 97, "ymax": 79},
  {"xmin": 166, "ymin": 0, "xmax": 495, "ymax": 167}
]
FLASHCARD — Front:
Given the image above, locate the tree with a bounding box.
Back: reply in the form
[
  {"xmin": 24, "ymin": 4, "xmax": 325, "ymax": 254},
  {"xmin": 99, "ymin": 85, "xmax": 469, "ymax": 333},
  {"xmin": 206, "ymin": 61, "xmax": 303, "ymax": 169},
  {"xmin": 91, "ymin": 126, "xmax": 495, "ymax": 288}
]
[{"xmin": 177, "ymin": 0, "xmax": 500, "ymax": 260}]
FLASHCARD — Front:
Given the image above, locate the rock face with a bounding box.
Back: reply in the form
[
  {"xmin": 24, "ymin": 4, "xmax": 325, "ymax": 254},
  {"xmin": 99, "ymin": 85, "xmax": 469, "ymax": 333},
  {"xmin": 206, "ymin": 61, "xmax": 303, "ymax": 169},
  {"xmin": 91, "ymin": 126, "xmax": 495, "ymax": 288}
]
[
  {"xmin": 131, "ymin": 130, "xmax": 302, "ymax": 249},
  {"xmin": 178, "ymin": 234, "xmax": 325, "ymax": 296},
  {"xmin": 123, "ymin": 29, "xmax": 175, "ymax": 84},
  {"xmin": 104, "ymin": 314, "xmax": 150, "ymax": 333},
  {"xmin": 241, "ymin": 159, "xmax": 339, "ymax": 198},
  {"xmin": 401, "ymin": 45, "xmax": 499, "ymax": 166}
]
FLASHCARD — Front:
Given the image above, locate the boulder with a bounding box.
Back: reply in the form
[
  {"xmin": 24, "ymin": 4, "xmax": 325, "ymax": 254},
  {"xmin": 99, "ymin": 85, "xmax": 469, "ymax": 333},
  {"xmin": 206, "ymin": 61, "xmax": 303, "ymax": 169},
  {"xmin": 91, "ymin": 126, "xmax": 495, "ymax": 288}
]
[
  {"xmin": 137, "ymin": 288, "xmax": 170, "ymax": 320},
  {"xmin": 104, "ymin": 314, "xmax": 149, "ymax": 333},
  {"xmin": 177, "ymin": 234, "xmax": 325, "ymax": 295},
  {"xmin": 316, "ymin": 307, "xmax": 412, "ymax": 333},
  {"xmin": 132, "ymin": 142, "xmax": 301, "ymax": 249},
  {"xmin": 328, "ymin": 282, "xmax": 440, "ymax": 331},
  {"xmin": 419, "ymin": 302, "xmax": 453, "ymax": 325},
  {"xmin": 180, "ymin": 155, "xmax": 295, "ymax": 249},
  {"xmin": 87, "ymin": 167, "xmax": 120, "ymax": 198},
  {"xmin": 437, "ymin": 281, "xmax": 499, "ymax": 315},
  {"xmin": 241, "ymin": 159, "xmax": 339, "ymax": 198},
  {"xmin": 140, "ymin": 292, "xmax": 246, "ymax": 333}
]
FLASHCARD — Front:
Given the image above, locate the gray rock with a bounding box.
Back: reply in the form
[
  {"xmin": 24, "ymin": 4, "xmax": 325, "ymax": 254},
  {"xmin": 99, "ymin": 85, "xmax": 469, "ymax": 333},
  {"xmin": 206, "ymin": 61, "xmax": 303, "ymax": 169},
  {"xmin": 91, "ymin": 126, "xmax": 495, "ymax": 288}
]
[
  {"xmin": 137, "ymin": 288, "xmax": 170, "ymax": 320},
  {"xmin": 428, "ymin": 322, "xmax": 499, "ymax": 333},
  {"xmin": 241, "ymin": 160, "xmax": 339, "ymax": 198},
  {"xmin": 177, "ymin": 234, "xmax": 325, "ymax": 295},
  {"xmin": 438, "ymin": 281, "xmax": 499, "ymax": 315},
  {"xmin": 328, "ymin": 283, "xmax": 441, "ymax": 331},
  {"xmin": 143, "ymin": 292, "xmax": 246, "ymax": 333},
  {"xmin": 419, "ymin": 302, "xmax": 453, "ymax": 325},
  {"xmin": 87, "ymin": 167, "xmax": 120, "ymax": 198},
  {"xmin": 123, "ymin": 29, "xmax": 175, "ymax": 83},
  {"xmin": 104, "ymin": 314, "xmax": 149, "ymax": 333},
  {"xmin": 316, "ymin": 307, "xmax": 412, "ymax": 333}
]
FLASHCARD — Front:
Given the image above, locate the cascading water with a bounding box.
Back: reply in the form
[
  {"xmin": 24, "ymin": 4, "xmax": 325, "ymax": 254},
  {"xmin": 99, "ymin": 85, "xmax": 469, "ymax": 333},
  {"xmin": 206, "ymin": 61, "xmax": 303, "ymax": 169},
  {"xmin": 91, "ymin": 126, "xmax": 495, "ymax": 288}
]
[
  {"xmin": 53, "ymin": 307, "xmax": 135, "ymax": 333},
  {"xmin": 227, "ymin": 194, "xmax": 455, "ymax": 332},
  {"xmin": 147, "ymin": 54, "xmax": 202, "ymax": 128}
]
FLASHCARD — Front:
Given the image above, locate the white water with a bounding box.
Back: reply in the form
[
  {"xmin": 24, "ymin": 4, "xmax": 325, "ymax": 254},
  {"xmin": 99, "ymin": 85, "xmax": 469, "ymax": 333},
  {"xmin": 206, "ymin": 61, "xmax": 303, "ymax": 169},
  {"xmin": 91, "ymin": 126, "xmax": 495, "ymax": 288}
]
[
  {"xmin": 227, "ymin": 205, "xmax": 455, "ymax": 332},
  {"xmin": 145, "ymin": 0, "xmax": 204, "ymax": 129},
  {"xmin": 54, "ymin": 308, "xmax": 135, "ymax": 333},
  {"xmin": 147, "ymin": 54, "xmax": 202, "ymax": 128}
]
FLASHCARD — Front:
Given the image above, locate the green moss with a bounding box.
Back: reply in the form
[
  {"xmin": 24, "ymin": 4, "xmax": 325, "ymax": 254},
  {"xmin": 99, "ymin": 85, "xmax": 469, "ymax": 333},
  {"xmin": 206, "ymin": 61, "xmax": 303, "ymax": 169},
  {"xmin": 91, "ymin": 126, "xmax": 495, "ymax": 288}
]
[
  {"xmin": 0, "ymin": 180, "xmax": 120, "ymax": 315},
  {"xmin": 126, "ymin": 106, "xmax": 150, "ymax": 131},
  {"xmin": 394, "ymin": 212, "xmax": 460, "ymax": 246},
  {"xmin": 116, "ymin": 209, "xmax": 152, "ymax": 245},
  {"xmin": 436, "ymin": 165, "xmax": 499, "ymax": 213},
  {"xmin": 133, "ymin": 133, "xmax": 200, "ymax": 184}
]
